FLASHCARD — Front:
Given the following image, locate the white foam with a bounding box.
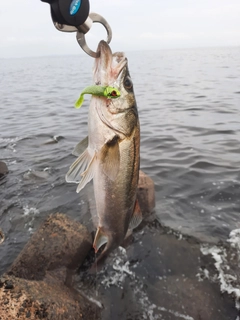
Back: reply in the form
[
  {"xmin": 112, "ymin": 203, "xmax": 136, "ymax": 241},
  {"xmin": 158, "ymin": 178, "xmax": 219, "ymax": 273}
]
[
  {"xmin": 23, "ymin": 205, "xmax": 39, "ymax": 216},
  {"xmin": 228, "ymin": 229, "xmax": 240, "ymax": 251},
  {"xmin": 118, "ymin": 246, "xmax": 127, "ymax": 255},
  {"xmin": 134, "ymin": 284, "xmax": 160, "ymax": 320},
  {"xmin": 236, "ymin": 300, "xmax": 240, "ymax": 310},
  {"xmin": 203, "ymin": 268, "xmax": 210, "ymax": 279},
  {"xmin": 28, "ymin": 227, "xmax": 34, "ymax": 234},
  {"xmin": 134, "ymin": 283, "xmax": 194, "ymax": 320},
  {"xmin": 0, "ymin": 136, "xmax": 23, "ymax": 152},
  {"xmin": 0, "ymin": 137, "xmax": 22, "ymax": 144},
  {"xmin": 178, "ymin": 234, "xmax": 183, "ymax": 240},
  {"xmin": 196, "ymin": 267, "xmax": 210, "ymax": 282},
  {"xmin": 113, "ymin": 259, "xmax": 133, "ymax": 275},
  {"xmin": 201, "ymin": 244, "xmax": 240, "ymax": 308},
  {"xmin": 9, "ymin": 160, "xmax": 17, "ymax": 165},
  {"xmin": 101, "ymin": 257, "xmax": 133, "ymax": 288},
  {"xmin": 79, "ymin": 290, "xmax": 103, "ymax": 309},
  {"xmin": 158, "ymin": 306, "xmax": 194, "ymax": 320},
  {"xmin": 23, "ymin": 206, "xmax": 39, "ymax": 233}
]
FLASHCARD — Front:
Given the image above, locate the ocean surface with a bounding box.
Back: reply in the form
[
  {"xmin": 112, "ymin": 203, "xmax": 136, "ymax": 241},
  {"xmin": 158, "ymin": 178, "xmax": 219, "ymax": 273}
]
[{"xmin": 0, "ymin": 46, "xmax": 240, "ymax": 318}]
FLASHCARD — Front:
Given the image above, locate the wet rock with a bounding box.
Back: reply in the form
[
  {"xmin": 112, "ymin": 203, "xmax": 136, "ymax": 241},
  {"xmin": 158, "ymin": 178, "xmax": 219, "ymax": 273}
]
[
  {"xmin": 0, "ymin": 274, "xmax": 100, "ymax": 320},
  {"xmin": 0, "ymin": 161, "xmax": 8, "ymax": 179},
  {"xmin": 1, "ymin": 213, "xmax": 100, "ymax": 319},
  {"xmin": 137, "ymin": 170, "xmax": 155, "ymax": 218},
  {"xmin": 8, "ymin": 213, "xmax": 92, "ymax": 281},
  {"xmin": 94, "ymin": 221, "xmax": 238, "ymax": 320},
  {"xmin": 4, "ymin": 280, "xmax": 14, "ymax": 290}
]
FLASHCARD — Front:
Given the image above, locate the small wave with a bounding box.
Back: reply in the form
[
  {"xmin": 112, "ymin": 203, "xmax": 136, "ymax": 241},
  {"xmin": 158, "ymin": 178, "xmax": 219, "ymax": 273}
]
[
  {"xmin": 23, "ymin": 169, "xmax": 51, "ymax": 180},
  {"xmin": 0, "ymin": 136, "xmax": 22, "ymax": 144},
  {"xmin": 194, "ymin": 129, "xmax": 236, "ymax": 137},
  {"xmin": 182, "ymin": 107, "xmax": 203, "ymax": 111},
  {"xmin": 190, "ymin": 160, "xmax": 233, "ymax": 171},
  {"xmin": 194, "ymin": 95, "xmax": 207, "ymax": 98}
]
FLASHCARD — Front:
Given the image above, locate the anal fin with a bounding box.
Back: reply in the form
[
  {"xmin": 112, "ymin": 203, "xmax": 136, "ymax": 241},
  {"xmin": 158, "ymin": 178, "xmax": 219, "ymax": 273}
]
[{"xmin": 129, "ymin": 199, "xmax": 142, "ymax": 230}]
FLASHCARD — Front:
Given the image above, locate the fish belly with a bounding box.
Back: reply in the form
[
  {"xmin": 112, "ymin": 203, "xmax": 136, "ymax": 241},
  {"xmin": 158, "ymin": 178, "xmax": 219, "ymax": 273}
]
[{"xmin": 93, "ymin": 134, "xmax": 139, "ymax": 245}]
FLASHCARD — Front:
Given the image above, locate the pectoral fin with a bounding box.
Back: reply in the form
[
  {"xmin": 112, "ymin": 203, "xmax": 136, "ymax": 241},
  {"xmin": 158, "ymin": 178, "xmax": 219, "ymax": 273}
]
[
  {"xmin": 72, "ymin": 136, "xmax": 89, "ymax": 157},
  {"xmin": 129, "ymin": 199, "xmax": 142, "ymax": 230},
  {"xmin": 66, "ymin": 148, "xmax": 93, "ymax": 183},
  {"xmin": 93, "ymin": 227, "xmax": 108, "ymax": 253},
  {"xmin": 100, "ymin": 137, "xmax": 120, "ymax": 181},
  {"xmin": 76, "ymin": 154, "xmax": 96, "ymax": 193}
]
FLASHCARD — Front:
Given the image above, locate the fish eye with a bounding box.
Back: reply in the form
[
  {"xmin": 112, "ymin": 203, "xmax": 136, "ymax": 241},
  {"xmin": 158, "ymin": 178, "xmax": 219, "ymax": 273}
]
[{"xmin": 123, "ymin": 77, "xmax": 133, "ymax": 90}]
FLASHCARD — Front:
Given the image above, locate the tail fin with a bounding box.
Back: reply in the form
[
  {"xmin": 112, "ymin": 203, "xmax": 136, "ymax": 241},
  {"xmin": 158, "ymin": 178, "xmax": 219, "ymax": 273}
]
[
  {"xmin": 89, "ymin": 228, "xmax": 118, "ymax": 272},
  {"xmin": 89, "ymin": 242, "xmax": 115, "ymax": 273}
]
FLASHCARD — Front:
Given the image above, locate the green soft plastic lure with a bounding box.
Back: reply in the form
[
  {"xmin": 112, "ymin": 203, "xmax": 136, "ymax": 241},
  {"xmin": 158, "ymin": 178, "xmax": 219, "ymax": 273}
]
[{"xmin": 75, "ymin": 85, "xmax": 121, "ymax": 109}]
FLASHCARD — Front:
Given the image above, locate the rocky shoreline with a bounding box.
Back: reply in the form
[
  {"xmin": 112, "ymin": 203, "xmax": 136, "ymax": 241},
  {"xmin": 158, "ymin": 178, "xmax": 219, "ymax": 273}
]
[
  {"xmin": 0, "ymin": 213, "xmax": 99, "ymax": 320},
  {"xmin": 0, "ymin": 171, "xmax": 239, "ymax": 319}
]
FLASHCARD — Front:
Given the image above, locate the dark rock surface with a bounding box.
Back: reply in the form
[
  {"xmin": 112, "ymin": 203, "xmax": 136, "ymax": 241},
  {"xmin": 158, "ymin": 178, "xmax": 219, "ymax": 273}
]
[
  {"xmin": 128, "ymin": 222, "xmax": 237, "ymax": 320},
  {"xmin": 7, "ymin": 213, "xmax": 92, "ymax": 281},
  {"xmin": 77, "ymin": 221, "xmax": 238, "ymax": 320}
]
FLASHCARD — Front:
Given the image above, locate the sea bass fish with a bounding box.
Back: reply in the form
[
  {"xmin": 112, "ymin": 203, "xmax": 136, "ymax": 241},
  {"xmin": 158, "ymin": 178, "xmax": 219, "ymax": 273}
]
[{"xmin": 66, "ymin": 40, "xmax": 141, "ymax": 263}]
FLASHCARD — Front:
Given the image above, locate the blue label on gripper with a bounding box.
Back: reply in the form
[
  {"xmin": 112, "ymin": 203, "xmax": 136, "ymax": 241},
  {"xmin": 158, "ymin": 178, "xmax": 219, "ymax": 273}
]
[{"xmin": 70, "ymin": 0, "xmax": 81, "ymax": 15}]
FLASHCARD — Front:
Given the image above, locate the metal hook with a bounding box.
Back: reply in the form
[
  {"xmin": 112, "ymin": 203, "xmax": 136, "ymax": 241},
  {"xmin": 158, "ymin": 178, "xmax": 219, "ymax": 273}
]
[
  {"xmin": 76, "ymin": 12, "xmax": 112, "ymax": 58},
  {"xmin": 53, "ymin": 16, "xmax": 92, "ymax": 33}
]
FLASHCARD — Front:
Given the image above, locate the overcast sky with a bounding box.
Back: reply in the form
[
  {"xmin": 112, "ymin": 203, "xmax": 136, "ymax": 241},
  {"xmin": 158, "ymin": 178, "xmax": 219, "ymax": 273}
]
[{"xmin": 0, "ymin": 0, "xmax": 240, "ymax": 58}]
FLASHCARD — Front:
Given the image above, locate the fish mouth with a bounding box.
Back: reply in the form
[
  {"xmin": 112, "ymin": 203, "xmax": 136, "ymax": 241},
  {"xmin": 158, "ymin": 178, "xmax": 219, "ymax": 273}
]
[{"xmin": 93, "ymin": 40, "xmax": 127, "ymax": 86}]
